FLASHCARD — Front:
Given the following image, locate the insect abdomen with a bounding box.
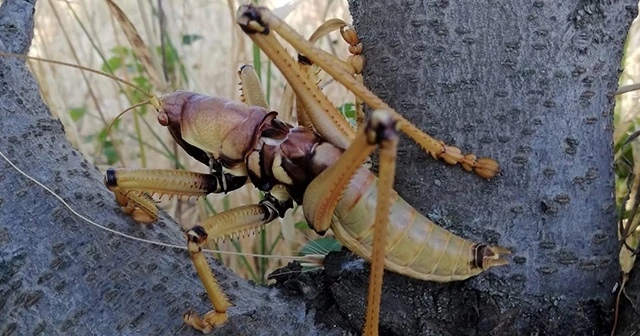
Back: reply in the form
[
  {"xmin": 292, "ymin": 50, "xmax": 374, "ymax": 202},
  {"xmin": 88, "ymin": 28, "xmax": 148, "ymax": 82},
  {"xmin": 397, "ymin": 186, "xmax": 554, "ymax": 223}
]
[{"xmin": 331, "ymin": 168, "xmax": 486, "ymax": 282}]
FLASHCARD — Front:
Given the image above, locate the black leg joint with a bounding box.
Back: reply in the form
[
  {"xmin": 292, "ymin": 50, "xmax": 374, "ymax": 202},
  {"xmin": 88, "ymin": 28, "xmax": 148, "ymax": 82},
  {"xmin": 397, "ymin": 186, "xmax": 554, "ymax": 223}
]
[
  {"xmin": 238, "ymin": 5, "xmax": 270, "ymax": 35},
  {"xmin": 206, "ymin": 171, "xmax": 247, "ymax": 194},
  {"xmin": 104, "ymin": 168, "xmax": 117, "ymax": 187},
  {"xmin": 187, "ymin": 225, "xmax": 208, "ymax": 244},
  {"xmin": 222, "ymin": 173, "xmax": 248, "ymax": 193},
  {"xmin": 297, "ymin": 54, "xmax": 312, "ymax": 65},
  {"xmin": 259, "ymin": 193, "xmax": 293, "ymax": 219}
]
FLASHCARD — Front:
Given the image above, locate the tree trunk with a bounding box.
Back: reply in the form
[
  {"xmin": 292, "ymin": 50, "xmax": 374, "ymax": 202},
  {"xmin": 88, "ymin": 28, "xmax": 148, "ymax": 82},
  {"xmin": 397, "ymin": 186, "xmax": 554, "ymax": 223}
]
[
  {"xmin": 1, "ymin": 0, "xmax": 639, "ymax": 335},
  {"xmin": 327, "ymin": 0, "xmax": 635, "ymax": 335},
  {"xmin": 0, "ymin": 1, "xmax": 325, "ymax": 335}
]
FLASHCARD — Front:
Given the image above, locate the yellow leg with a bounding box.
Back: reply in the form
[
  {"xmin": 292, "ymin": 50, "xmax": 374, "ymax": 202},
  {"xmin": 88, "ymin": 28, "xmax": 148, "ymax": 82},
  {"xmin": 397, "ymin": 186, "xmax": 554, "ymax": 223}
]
[
  {"xmin": 363, "ymin": 111, "xmax": 398, "ymax": 336},
  {"xmin": 111, "ymin": 188, "xmax": 158, "ymax": 224},
  {"xmin": 278, "ymin": 18, "xmax": 364, "ymax": 127},
  {"xmin": 184, "ymin": 229, "xmax": 233, "ymax": 333},
  {"xmin": 298, "ymin": 109, "xmax": 398, "ymax": 334},
  {"xmin": 106, "ymin": 166, "xmax": 292, "ymax": 333},
  {"xmin": 300, "ymin": 19, "xmax": 366, "ymax": 131},
  {"xmin": 238, "ymin": 9, "xmax": 355, "ymax": 150},
  {"xmin": 236, "ymin": 5, "xmax": 499, "ymax": 178},
  {"xmin": 301, "ymin": 118, "xmax": 377, "ymax": 233},
  {"xmin": 307, "ymin": 19, "xmax": 363, "ymax": 76},
  {"xmin": 104, "ymin": 168, "xmax": 248, "ymax": 224},
  {"xmin": 238, "ymin": 64, "xmax": 269, "ymax": 109},
  {"xmin": 184, "ymin": 191, "xmax": 292, "ymax": 333}
]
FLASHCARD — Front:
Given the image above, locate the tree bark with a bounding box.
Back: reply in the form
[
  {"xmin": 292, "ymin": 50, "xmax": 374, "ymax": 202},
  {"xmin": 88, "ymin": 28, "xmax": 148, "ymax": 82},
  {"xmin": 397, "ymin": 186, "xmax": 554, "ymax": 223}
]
[
  {"xmin": 326, "ymin": 0, "xmax": 635, "ymax": 335},
  {"xmin": 0, "ymin": 1, "xmax": 326, "ymax": 335},
  {"xmin": 1, "ymin": 0, "xmax": 639, "ymax": 335}
]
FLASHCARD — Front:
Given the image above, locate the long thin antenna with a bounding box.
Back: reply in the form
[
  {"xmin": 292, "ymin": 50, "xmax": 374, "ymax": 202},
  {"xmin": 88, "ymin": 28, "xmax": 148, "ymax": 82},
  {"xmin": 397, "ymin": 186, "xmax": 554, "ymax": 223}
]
[
  {"xmin": 97, "ymin": 99, "xmax": 151, "ymax": 156},
  {"xmin": 0, "ymin": 148, "xmax": 310, "ymax": 261},
  {"xmin": 0, "ymin": 52, "xmax": 152, "ymax": 97}
]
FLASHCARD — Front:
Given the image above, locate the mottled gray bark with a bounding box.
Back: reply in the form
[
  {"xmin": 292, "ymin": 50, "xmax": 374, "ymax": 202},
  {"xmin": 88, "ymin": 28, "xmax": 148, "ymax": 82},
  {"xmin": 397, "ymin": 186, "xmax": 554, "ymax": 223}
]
[
  {"xmin": 0, "ymin": 1, "xmax": 324, "ymax": 335},
  {"xmin": 333, "ymin": 0, "xmax": 634, "ymax": 335}
]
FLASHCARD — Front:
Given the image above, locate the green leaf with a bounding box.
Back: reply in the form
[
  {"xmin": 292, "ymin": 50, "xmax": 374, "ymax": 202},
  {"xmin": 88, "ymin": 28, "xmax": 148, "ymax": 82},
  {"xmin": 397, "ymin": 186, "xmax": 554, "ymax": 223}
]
[
  {"xmin": 338, "ymin": 103, "xmax": 357, "ymax": 126},
  {"xmin": 102, "ymin": 140, "xmax": 119, "ymax": 165},
  {"xmin": 110, "ymin": 46, "xmax": 130, "ymax": 56},
  {"xmin": 294, "ymin": 221, "xmax": 309, "ymax": 230},
  {"xmin": 299, "ymin": 237, "xmax": 342, "ymax": 256},
  {"xmin": 101, "ymin": 56, "xmax": 122, "ymax": 73},
  {"xmin": 182, "ymin": 34, "xmax": 203, "ymax": 45},
  {"xmin": 339, "ymin": 103, "xmax": 356, "ymax": 119},
  {"xmin": 68, "ymin": 107, "xmax": 87, "ymax": 121}
]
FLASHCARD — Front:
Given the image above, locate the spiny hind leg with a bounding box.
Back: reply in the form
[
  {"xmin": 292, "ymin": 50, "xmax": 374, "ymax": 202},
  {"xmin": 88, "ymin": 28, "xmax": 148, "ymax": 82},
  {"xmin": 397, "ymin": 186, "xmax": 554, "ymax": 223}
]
[
  {"xmin": 238, "ymin": 64, "xmax": 269, "ymax": 109},
  {"xmin": 362, "ymin": 110, "xmax": 398, "ymax": 336},
  {"xmin": 238, "ymin": 8, "xmax": 356, "ymax": 150},
  {"xmin": 301, "ymin": 19, "xmax": 366, "ymax": 129},
  {"xmin": 104, "ymin": 168, "xmax": 247, "ymax": 224},
  {"xmin": 308, "ymin": 20, "xmax": 492, "ymax": 172},
  {"xmin": 272, "ymin": 18, "xmax": 365, "ymax": 129},
  {"xmin": 298, "ymin": 109, "xmax": 399, "ymax": 335},
  {"xmin": 184, "ymin": 189, "xmax": 293, "ymax": 333},
  {"xmin": 237, "ymin": 5, "xmax": 499, "ymax": 178}
]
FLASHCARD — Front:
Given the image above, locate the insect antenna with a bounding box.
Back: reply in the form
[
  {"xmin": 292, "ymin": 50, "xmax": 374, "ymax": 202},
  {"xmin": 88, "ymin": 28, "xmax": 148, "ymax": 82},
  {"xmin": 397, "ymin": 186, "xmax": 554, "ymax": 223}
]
[
  {"xmin": 97, "ymin": 99, "xmax": 152, "ymax": 161},
  {"xmin": 0, "ymin": 146, "xmax": 315, "ymax": 264},
  {"xmin": 0, "ymin": 52, "xmax": 154, "ymax": 97},
  {"xmin": 0, "ymin": 52, "xmax": 166, "ymax": 160}
]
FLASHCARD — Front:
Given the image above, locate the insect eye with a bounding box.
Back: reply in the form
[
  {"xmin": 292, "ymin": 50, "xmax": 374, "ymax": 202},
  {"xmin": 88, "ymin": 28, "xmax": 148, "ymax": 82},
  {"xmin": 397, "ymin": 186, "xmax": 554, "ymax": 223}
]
[{"xmin": 157, "ymin": 111, "xmax": 169, "ymax": 126}]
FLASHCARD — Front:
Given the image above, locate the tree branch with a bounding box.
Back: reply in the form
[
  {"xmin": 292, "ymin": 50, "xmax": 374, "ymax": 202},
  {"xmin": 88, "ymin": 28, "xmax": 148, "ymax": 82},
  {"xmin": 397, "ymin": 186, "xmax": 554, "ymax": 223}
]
[{"xmin": 0, "ymin": 1, "xmax": 324, "ymax": 334}]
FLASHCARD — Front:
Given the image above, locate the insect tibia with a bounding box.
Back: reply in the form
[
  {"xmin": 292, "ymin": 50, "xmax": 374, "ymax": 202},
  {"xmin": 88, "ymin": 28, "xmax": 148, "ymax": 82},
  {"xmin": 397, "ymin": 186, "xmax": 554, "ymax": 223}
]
[
  {"xmin": 105, "ymin": 168, "xmax": 224, "ymax": 197},
  {"xmin": 196, "ymin": 204, "xmax": 279, "ymax": 247},
  {"xmin": 212, "ymin": 223, "xmax": 266, "ymax": 243}
]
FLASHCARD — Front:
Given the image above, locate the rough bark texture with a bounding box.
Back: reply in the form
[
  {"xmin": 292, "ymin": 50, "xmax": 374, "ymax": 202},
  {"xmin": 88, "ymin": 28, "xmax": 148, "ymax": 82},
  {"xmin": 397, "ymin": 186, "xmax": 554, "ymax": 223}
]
[
  {"xmin": 0, "ymin": 1, "xmax": 327, "ymax": 335},
  {"xmin": 1, "ymin": 0, "xmax": 639, "ymax": 335},
  {"xmin": 334, "ymin": 0, "xmax": 635, "ymax": 334}
]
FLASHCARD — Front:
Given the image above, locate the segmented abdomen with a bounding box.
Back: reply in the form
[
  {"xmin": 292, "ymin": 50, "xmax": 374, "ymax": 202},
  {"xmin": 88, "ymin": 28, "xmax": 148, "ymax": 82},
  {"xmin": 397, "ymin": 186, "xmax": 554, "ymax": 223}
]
[{"xmin": 331, "ymin": 168, "xmax": 484, "ymax": 282}]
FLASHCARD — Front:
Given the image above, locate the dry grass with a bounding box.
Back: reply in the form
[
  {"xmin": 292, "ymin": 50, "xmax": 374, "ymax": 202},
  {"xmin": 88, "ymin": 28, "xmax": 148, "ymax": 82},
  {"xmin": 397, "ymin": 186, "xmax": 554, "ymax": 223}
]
[
  {"xmin": 618, "ymin": 10, "xmax": 640, "ymax": 240},
  {"xmin": 28, "ymin": 0, "xmax": 353, "ymax": 282},
  {"xmin": 618, "ymin": 5, "xmax": 640, "ymax": 155},
  {"xmin": 612, "ymin": 5, "xmax": 640, "ymax": 331}
]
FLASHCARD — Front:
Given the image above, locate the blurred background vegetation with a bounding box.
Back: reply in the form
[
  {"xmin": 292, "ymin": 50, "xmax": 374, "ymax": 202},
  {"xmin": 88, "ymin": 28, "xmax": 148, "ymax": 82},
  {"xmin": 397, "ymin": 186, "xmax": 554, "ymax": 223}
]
[
  {"xmin": 24, "ymin": 0, "xmax": 640, "ymax": 287},
  {"xmin": 615, "ymin": 2, "xmax": 640, "ymax": 299},
  {"xmin": 28, "ymin": 0, "xmax": 354, "ymax": 284}
]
